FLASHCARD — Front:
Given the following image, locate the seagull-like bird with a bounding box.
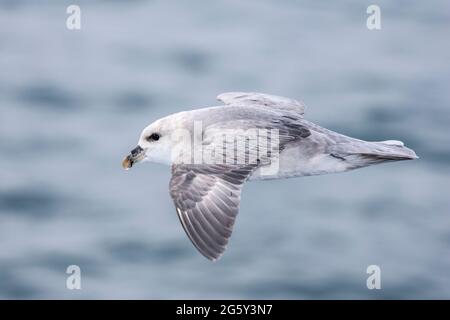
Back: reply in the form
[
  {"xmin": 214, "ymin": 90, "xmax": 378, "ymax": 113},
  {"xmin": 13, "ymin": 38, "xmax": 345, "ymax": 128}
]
[{"xmin": 122, "ymin": 92, "xmax": 418, "ymax": 261}]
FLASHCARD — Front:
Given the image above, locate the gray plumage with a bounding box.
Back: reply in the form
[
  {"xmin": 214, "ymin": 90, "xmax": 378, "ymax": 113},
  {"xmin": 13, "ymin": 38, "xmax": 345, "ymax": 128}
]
[{"xmin": 125, "ymin": 92, "xmax": 418, "ymax": 261}]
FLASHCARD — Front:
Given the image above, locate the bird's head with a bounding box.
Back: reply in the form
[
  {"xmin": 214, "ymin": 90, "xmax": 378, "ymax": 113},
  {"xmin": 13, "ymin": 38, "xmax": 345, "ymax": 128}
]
[{"xmin": 122, "ymin": 113, "xmax": 193, "ymax": 169}]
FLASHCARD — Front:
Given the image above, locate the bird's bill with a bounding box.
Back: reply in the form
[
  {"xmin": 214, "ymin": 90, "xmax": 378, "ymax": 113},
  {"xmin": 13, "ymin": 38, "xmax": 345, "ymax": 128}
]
[{"xmin": 122, "ymin": 146, "xmax": 145, "ymax": 170}]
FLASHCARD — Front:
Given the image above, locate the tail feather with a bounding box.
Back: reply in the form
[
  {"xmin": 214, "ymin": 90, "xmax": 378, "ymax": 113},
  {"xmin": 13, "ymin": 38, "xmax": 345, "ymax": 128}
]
[
  {"xmin": 375, "ymin": 140, "xmax": 418, "ymax": 160},
  {"xmin": 329, "ymin": 140, "xmax": 418, "ymax": 169}
]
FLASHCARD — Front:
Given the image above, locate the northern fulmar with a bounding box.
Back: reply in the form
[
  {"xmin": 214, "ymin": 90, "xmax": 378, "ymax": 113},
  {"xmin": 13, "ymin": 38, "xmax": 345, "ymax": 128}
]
[{"xmin": 122, "ymin": 92, "xmax": 418, "ymax": 261}]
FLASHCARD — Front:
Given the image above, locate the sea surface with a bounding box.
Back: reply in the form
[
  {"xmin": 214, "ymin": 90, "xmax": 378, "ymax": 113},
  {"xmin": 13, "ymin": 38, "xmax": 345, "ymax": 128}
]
[{"xmin": 0, "ymin": 0, "xmax": 450, "ymax": 299}]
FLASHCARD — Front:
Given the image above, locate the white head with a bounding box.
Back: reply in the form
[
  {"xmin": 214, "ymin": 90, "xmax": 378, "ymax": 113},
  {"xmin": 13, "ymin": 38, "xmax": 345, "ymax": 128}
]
[{"xmin": 122, "ymin": 112, "xmax": 193, "ymax": 169}]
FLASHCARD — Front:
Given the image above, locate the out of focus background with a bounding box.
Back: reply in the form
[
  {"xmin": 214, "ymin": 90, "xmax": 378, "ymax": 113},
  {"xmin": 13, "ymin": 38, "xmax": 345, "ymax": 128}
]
[{"xmin": 0, "ymin": 0, "xmax": 449, "ymax": 299}]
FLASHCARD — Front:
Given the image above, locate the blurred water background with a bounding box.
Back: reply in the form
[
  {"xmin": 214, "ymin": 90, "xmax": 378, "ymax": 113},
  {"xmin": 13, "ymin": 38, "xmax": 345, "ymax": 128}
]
[{"xmin": 0, "ymin": 0, "xmax": 449, "ymax": 299}]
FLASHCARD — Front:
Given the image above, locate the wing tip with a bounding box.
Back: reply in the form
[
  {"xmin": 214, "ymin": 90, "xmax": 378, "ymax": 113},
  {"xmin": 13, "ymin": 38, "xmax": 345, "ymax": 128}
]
[
  {"xmin": 216, "ymin": 91, "xmax": 306, "ymax": 114},
  {"xmin": 216, "ymin": 92, "xmax": 247, "ymax": 103},
  {"xmin": 176, "ymin": 207, "xmax": 227, "ymax": 262}
]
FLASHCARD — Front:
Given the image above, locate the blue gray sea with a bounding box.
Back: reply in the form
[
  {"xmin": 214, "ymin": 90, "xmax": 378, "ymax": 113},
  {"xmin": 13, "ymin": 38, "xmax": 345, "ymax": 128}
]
[{"xmin": 0, "ymin": 0, "xmax": 449, "ymax": 299}]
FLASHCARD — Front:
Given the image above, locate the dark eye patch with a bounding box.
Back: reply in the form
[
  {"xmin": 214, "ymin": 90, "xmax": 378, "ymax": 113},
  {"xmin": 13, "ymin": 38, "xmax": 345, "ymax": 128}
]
[{"xmin": 147, "ymin": 133, "xmax": 160, "ymax": 141}]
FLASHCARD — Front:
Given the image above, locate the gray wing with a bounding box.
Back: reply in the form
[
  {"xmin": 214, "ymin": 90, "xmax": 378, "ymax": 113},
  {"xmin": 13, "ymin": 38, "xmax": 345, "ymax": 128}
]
[
  {"xmin": 217, "ymin": 92, "xmax": 306, "ymax": 115},
  {"xmin": 169, "ymin": 164, "xmax": 256, "ymax": 261},
  {"xmin": 201, "ymin": 114, "xmax": 311, "ymax": 166}
]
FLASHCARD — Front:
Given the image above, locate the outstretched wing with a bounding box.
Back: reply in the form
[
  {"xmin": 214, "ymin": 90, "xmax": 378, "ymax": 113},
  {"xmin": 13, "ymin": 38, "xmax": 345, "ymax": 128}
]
[
  {"xmin": 217, "ymin": 92, "xmax": 306, "ymax": 115},
  {"xmin": 168, "ymin": 93, "xmax": 312, "ymax": 260},
  {"xmin": 169, "ymin": 164, "xmax": 256, "ymax": 261}
]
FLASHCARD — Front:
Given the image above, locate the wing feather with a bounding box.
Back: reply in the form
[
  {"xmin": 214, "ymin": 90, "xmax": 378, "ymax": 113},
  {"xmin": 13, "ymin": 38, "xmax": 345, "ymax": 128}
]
[
  {"xmin": 170, "ymin": 164, "xmax": 256, "ymax": 260},
  {"xmin": 217, "ymin": 91, "xmax": 306, "ymax": 115},
  {"xmin": 169, "ymin": 95, "xmax": 314, "ymax": 260}
]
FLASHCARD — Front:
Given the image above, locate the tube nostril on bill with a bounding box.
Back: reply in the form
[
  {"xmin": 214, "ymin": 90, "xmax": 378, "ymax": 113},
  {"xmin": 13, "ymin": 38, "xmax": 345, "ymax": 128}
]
[{"xmin": 131, "ymin": 146, "xmax": 143, "ymax": 156}]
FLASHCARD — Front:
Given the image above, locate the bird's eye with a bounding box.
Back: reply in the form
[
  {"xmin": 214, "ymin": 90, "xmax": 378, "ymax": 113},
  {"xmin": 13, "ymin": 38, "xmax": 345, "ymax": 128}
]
[{"xmin": 147, "ymin": 133, "xmax": 160, "ymax": 141}]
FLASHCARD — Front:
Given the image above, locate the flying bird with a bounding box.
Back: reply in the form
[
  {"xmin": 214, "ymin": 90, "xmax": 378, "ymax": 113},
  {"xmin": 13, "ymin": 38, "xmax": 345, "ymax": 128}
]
[{"xmin": 122, "ymin": 92, "xmax": 418, "ymax": 261}]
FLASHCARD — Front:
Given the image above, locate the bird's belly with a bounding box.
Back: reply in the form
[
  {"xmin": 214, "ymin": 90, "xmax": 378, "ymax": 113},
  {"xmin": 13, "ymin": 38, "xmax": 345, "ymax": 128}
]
[{"xmin": 249, "ymin": 145, "xmax": 348, "ymax": 181}]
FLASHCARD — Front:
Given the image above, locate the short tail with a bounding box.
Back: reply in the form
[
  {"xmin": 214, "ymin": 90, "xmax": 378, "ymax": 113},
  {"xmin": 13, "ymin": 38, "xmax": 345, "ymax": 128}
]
[{"xmin": 330, "ymin": 139, "xmax": 418, "ymax": 169}]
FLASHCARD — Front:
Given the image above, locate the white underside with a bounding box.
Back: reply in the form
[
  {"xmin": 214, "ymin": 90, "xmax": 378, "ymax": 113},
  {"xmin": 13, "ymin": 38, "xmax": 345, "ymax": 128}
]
[{"xmin": 249, "ymin": 144, "xmax": 348, "ymax": 181}]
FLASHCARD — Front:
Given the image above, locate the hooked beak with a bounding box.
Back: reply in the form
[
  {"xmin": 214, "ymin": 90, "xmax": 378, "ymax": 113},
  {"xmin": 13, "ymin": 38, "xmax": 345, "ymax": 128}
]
[{"xmin": 122, "ymin": 146, "xmax": 145, "ymax": 170}]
